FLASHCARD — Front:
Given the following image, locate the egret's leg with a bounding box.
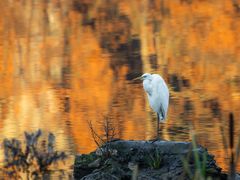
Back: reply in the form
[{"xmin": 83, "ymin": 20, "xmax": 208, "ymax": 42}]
[{"xmin": 157, "ymin": 113, "xmax": 160, "ymax": 139}]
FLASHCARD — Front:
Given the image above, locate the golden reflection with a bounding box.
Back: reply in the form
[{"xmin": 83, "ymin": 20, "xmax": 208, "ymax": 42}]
[{"xmin": 0, "ymin": 0, "xmax": 239, "ymax": 173}]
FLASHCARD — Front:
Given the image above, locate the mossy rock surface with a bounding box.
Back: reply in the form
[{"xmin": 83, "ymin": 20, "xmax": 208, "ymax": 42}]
[{"xmin": 74, "ymin": 140, "xmax": 228, "ymax": 180}]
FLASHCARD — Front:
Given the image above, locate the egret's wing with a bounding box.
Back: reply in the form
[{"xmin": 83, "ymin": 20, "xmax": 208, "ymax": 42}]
[{"xmin": 152, "ymin": 74, "xmax": 169, "ymax": 121}]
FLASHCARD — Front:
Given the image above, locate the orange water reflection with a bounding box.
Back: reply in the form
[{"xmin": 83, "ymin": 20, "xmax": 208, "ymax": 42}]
[{"xmin": 0, "ymin": 0, "xmax": 239, "ymax": 173}]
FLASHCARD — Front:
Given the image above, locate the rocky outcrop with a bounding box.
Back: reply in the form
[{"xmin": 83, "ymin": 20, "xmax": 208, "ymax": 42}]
[{"xmin": 73, "ymin": 140, "xmax": 228, "ymax": 180}]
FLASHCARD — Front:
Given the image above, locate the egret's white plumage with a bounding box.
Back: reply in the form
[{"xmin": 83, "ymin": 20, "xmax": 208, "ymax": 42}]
[{"xmin": 140, "ymin": 73, "xmax": 169, "ymax": 137}]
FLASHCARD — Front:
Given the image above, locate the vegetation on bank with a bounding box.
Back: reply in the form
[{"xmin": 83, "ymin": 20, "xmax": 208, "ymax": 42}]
[{"xmin": 0, "ymin": 130, "xmax": 68, "ymax": 179}]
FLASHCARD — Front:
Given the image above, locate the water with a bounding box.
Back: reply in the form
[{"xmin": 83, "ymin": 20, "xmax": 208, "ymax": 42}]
[{"xmin": 0, "ymin": 0, "xmax": 240, "ymax": 176}]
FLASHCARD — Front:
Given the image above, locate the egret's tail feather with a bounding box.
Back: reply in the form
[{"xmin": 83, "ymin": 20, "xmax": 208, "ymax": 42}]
[
  {"xmin": 158, "ymin": 105, "xmax": 167, "ymax": 122},
  {"xmin": 157, "ymin": 113, "xmax": 167, "ymax": 122}
]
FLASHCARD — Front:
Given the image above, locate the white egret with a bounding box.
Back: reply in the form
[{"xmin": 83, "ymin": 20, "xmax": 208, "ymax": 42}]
[{"xmin": 135, "ymin": 73, "xmax": 169, "ymax": 138}]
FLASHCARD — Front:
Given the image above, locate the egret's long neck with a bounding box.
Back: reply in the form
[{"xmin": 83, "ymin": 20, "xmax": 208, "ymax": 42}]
[{"xmin": 143, "ymin": 79, "xmax": 152, "ymax": 96}]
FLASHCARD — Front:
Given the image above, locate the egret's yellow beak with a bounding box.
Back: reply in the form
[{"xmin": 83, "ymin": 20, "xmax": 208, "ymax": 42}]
[{"xmin": 132, "ymin": 76, "xmax": 142, "ymax": 81}]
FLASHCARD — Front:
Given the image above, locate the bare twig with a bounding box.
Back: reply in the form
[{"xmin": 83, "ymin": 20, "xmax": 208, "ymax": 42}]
[
  {"xmin": 87, "ymin": 120, "xmax": 105, "ymax": 148},
  {"xmin": 87, "ymin": 115, "xmax": 117, "ymax": 157}
]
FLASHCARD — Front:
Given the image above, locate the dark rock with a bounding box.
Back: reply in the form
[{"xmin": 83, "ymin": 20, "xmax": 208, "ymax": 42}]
[
  {"xmin": 81, "ymin": 172, "xmax": 119, "ymax": 180},
  {"xmin": 74, "ymin": 140, "xmax": 229, "ymax": 180},
  {"xmin": 73, "ymin": 153, "xmax": 98, "ymax": 179},
  {"xmin": 88, "ymin": 158, "xmax": 101, "ymax": 168}
]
